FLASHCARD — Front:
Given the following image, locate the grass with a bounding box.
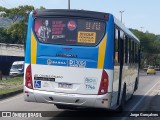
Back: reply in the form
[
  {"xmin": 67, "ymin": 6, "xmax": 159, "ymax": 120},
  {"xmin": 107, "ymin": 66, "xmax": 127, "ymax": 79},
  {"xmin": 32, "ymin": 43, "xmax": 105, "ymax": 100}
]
[
  {"xmin": 0, "ymin": 77, "xmax": 23, "ymax": 95},
  {"xmin": 0, "ymin": 88, "xmax": 22, "ymax": 95}
]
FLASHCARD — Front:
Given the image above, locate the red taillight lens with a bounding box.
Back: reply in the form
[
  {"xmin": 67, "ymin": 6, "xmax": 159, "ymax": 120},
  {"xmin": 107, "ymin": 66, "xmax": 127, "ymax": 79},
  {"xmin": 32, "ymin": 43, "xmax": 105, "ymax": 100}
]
[
  {"xmin": 98, "ymin": 70, "xmax": 109, "ymax": 95},
  {"xmin": 33, "ymin": 10, "xmax": 37, "ymax": 15},
  {"xmin": 25, "ymin": 64, "xmax": 33, "ymax": 89},
  {"xmin": 104, "ymin": 14, "xmax": 109, "ymax": 20}
]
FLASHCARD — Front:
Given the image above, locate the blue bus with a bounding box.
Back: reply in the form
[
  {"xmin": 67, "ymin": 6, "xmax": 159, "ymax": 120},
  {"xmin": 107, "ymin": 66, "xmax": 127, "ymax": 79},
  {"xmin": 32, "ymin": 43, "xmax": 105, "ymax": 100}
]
[{"xmin": 24, "ymin": 10, "xmax": 140, "ymax": 111}]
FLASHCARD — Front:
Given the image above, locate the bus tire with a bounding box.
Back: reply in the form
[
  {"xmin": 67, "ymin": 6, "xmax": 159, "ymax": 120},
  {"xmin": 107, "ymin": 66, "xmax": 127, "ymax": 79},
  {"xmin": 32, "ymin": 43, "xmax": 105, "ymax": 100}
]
[
  {"xmin": 56, "ymin": 104, "xmax": 77, "ymax": 110},
  {"xmin": 134, "ymin": 78, "xmax": 138, "ymax": 91},
  {"xmin": 56, "ymin": 105, "xmax": 64, "ymax": 109},
  {"xmin": 118, "ymin": 84, "xmax": 126, "ymax": 112},
  {"xmin": 56, "ymin": 104, "xmax": 71, "ymax": 109}
]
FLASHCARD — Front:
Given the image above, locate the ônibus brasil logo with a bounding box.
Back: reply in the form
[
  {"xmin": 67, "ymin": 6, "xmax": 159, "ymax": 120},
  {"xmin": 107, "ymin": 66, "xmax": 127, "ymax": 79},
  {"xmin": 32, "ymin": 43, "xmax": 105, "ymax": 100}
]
[{"xmin": 67, "ymin": 20, "xmax": 77, "ymax": 31}]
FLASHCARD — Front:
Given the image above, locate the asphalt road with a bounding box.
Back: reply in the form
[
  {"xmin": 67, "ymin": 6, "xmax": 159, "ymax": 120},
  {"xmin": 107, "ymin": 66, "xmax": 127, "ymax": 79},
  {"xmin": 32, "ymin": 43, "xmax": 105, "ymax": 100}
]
[{"xmin": 0, "ymin": 71, "xmax": 160, "ymax": 120}]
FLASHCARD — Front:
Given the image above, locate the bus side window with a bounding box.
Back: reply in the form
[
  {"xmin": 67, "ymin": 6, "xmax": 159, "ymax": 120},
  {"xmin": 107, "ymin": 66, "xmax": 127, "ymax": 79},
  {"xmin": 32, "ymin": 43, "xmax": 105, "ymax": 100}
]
[
  {"xmin": 125, "ymin": 36, "xmax": 128, "ymax": 64},
  {"xmin": 135, "ymin": 44, "xmax": 139, "ymax": 63},
  {"xmin": 132, "ymin": 41, "xmax": 135, "ymax": 63},
  {"xmin": 138, "ymin": 45, "xmax": 141, "ymax": 65},
  {"xmin": 120, "ymin": 30, "xmax": 124, "ymax": 65},
  {"xmin": 114, "ymin": 28, "xmax": 119, "ymax": 65},
  {"xmin": 131, "ymin": 41, "xmax": 133, "ymax": 63},
  {"xmin": 123, "ymin": 34, "xmax": 125, "ymax": 64},
  {"xmin": 129, "ymin": 39, "xmax": 131, "ymax": 63}
]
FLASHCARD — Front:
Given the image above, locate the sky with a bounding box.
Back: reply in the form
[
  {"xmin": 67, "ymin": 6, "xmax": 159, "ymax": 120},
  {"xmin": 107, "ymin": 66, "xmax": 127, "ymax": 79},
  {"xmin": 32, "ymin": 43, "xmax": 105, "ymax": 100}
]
[{"xmin": 0, "ymin": 0, "xmax": 160, "ymax": 35}]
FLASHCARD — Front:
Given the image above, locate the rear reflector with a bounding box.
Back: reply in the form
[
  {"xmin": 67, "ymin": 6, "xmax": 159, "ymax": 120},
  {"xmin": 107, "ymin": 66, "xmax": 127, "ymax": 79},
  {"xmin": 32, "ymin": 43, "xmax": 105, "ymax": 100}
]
[
  {"xmin": 98, "ymin": 70, "xmax": 109, "ymax": 95},
  {"xmin": 25, "ymin": 64, "xmax": 33, "ymax": 89}
]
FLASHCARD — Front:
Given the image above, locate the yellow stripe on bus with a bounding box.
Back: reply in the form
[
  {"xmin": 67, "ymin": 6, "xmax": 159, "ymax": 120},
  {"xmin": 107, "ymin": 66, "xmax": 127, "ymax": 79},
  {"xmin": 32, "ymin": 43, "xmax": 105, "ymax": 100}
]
[
  {"xmin": 97, "ymin": 35, "xmax": 107, "ymax": 69},
  {"xmin": 31, "ymin": 32, "xmax": 37, "ymax": 64}
]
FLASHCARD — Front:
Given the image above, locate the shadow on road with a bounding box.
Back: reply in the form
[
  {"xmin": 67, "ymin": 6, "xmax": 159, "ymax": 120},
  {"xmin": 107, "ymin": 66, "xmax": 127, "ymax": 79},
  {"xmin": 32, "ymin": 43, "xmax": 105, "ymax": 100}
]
[
  {"xmin": 45, "ymin": 94, "xmax": 160, "ymax": 120},
  {"xmin": 48, "ymin": 110, "xmax": 124, "ymax": 120}
]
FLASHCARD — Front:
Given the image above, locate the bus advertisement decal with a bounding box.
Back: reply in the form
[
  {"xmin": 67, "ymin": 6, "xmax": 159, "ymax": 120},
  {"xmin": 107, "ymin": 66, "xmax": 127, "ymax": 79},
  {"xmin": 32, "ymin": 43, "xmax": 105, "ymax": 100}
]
[
  {"xmin": 68, "ymin": 60, "xmax": 86, "ymax": 68},
  {"xmin": 77, "ymin": 31, "xmax": 96, "ymax": 43},
  {"xmin": 47, "ymin": 59, "xmax": 68, "ymax": 66},
  {"xmin": 34, "ymin": 74, "xmax": 63, "ymax": 80},
  {"xmin": 46, "ymin": 59, "xmax": 87, "ymax": 68},
  {"xmin": 52, "ymin": 35, "xmax": 65, "ymax": 39},
  {"xmin": 84, "ymin": 77, "xmax": 97, "ymax": 90},
  {"xmin": 52, "ymin": 20, "xmax": 66, "ymax": 35},
  {"xmin": 67, "ymin": 20, "xmax": 77, "ymax": 31},
  {"xmin": 34, "ymin": 76, "xmax": 55, "ymax": 82}
]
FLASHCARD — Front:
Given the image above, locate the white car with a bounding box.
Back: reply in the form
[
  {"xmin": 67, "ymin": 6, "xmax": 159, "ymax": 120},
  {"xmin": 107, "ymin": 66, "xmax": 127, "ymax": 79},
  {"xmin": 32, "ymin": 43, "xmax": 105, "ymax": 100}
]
[{"xmin": 9, "ymin": 61, "xmax": 24, "ymax": 77}]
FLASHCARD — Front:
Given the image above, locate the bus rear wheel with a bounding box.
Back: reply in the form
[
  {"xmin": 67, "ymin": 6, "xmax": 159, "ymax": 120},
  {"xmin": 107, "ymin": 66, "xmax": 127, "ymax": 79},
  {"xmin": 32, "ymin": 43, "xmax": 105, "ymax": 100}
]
[
  {"xmin": 118, "ymin": 84, "xmax": 126, "ymax": 112},
  {"xmin": 56, "ymin": 104, "xmax": 78, "ymax": 110},
  {"xmin": 134, "ymin": 78, "xmax": 138, "ymax": 91}
]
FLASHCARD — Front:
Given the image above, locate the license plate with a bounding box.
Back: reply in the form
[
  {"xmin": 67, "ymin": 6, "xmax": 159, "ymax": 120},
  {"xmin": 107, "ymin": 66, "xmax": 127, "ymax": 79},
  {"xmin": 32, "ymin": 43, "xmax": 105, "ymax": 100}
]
[{"xmin": 58, "ymin": 83, "xmax": 73, "ymax": 89}]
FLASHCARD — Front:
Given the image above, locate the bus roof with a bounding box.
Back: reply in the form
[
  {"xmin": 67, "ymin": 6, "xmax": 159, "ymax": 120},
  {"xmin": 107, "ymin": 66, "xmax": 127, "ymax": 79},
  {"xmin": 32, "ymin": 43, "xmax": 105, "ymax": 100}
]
[
  {"xmin": 33, "ymin": 9, "xmax": 109, "ymax": 21},
  {"xmin": 114, "ymin": 17, "xmax": 140, "ymax": 44}
]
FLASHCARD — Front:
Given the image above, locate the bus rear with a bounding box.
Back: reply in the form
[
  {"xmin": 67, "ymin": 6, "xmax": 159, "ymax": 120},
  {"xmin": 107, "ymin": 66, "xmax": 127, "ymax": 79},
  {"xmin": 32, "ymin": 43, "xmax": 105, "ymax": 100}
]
[{"xmin": 24, "ymin": 10, "xmax": 114, "ymax": 109}]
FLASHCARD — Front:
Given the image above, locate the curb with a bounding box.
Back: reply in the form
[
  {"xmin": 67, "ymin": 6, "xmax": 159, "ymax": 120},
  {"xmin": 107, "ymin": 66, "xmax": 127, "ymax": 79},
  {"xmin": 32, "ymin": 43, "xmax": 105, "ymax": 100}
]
[{"xmin": 0, "ymin": 89, "xmax": 23, "ymax": 99}]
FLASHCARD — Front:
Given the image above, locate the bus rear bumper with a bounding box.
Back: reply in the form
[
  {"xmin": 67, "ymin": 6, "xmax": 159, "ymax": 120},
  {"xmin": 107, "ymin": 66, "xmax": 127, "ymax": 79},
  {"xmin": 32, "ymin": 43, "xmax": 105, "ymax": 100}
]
[{"xmin": 24, "ymin": 87, "xmax": 112, "ymax": 109}]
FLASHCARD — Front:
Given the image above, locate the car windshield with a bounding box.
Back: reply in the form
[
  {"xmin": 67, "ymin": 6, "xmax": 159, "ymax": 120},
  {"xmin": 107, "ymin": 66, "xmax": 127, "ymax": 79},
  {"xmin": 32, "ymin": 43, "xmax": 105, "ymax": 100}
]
[
  {"xmin": 148, "ymin": 67, "xmax": 154, "ymax": 69},
  {"xmin": 11, "ymin": 64, "xmax": 23, "ymax": 70}
]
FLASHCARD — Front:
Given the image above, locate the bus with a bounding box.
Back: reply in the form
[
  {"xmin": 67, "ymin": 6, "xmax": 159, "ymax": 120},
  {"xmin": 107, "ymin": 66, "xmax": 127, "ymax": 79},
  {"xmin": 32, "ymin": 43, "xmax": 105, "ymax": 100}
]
[{"xmin": 24, "ymin": 9, "xmax": 140, "ymax": 111}]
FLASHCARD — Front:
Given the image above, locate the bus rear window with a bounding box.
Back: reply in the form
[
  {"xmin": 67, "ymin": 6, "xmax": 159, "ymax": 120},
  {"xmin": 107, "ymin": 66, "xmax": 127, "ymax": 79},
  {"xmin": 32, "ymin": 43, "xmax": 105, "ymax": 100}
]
[{"xmin": 34, "ymin": 17, "xmax": 106, "ymax": 46}]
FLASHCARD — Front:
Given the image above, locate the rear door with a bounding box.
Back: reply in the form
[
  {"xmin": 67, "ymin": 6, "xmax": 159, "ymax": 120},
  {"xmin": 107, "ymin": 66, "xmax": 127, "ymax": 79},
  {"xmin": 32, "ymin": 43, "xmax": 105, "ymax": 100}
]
[{"xmin": 31, "ymin": 16, "xmax": 107, "ymax": 95}]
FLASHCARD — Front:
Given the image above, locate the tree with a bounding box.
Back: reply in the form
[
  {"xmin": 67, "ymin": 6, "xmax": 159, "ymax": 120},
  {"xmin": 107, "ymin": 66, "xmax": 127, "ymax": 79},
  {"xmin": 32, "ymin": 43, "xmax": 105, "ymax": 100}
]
[
  {"xmin": 130, "ymin": 29, "xmax": 160, "ymax": 67},
  {"xmin": 5, "ymin": 22, "xmax": 26, "ymax": 44},
  {"xmin": 0, "ymin": 5, "xmax": 34, "ymax": 23},
  {"xmin": 0, "ymin": 5, "xmax": 34, "ymax": 44},
  {"xmin": 39, "ymin": 6, "xmax": 46, "ymax": 10}
]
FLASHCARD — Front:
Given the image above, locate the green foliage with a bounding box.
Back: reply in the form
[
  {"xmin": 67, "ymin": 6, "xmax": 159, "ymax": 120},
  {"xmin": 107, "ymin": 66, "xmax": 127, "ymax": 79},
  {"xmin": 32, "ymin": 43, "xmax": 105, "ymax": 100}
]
[
  {"xmin": 0, "ymin": 5, "xmax": 34, "ymax": 44},
  {"xmin": 0, "ymin": 77, "xmax": 23, "ymax": 94},
  {"xmin": 0, "ymin": 77, "xmax": 23, "ymax": 85},
  {"xmin": 39, "ymin": 6, "xmax": 46, "ymax": 10},
  {"xmin": 0, "ymin": 5, "xmax": 46, "ymax": 44},
  {"xmin": 0, "ymin": 5, "xmax": 34, "ymax": 23},
  {"xmin": 130, "ymin": 29, "xmax": 160, "ymax": 67},
  {"xmin": 6, "ymin": 21, "xmax": 27, "ymax": 44}
]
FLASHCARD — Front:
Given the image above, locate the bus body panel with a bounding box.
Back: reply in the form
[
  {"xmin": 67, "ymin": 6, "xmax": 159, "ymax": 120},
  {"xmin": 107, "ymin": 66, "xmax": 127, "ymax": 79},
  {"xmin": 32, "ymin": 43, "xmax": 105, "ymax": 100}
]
[
  {"xmin": 28, "ymin": 33, "xmax": 108, "ymax": 96},
  {"xmin": 24, "ymin": 64, "xmax": 113, "ymax": 109},
  {"xmin": 24, "ymin": 86, "xmax": 112, "ymax": 109},
  {"xmin": 24, "ymin": 67, "xmax": 113, "ymax": 109},
  {"xmin": 104, "ymin": 14, "xmax": 114, "ymax": 69},
  {"xmin": 31, "ymin": 64, "xmax": 103, "ymax": 94},
  {"xmin": 121, "ymin": 65, "xmax": 138, "ymax": 101},
  {"xmin": 36, "ymin": 43, "xmax": 98, "ymax": 69},
  {"xmin": 25, "ymin": 13, "xmax": 33, "ymax": 64}
]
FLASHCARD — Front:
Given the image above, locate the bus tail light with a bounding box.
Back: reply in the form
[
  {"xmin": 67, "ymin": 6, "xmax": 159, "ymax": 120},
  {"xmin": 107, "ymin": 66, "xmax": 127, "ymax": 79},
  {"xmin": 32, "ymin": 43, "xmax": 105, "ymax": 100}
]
[
  {"xmin": 33, "ymin": 10, "xmax": 37, "ymax": 15},
  {"xmin": 25, "ymin": 64, "xmax": 33, "ymax": 89},
  {"xmin": 104, "ymin": 14, "xmax": 109, "ymax": 20},
  {"xmin": 98, "ymin": 70, "xmax": 109, "ymax": 95}
]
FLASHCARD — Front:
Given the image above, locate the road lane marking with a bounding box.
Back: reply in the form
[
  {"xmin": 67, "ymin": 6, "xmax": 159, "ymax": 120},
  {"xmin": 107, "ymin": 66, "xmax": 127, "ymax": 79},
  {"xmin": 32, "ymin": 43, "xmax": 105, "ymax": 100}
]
[
  {"xmin": 130, "ymin": 80, "xmax": 160, "ymax": 111},
  {"xmin": 122, "ymin": 80, "xmax": 160, "ymax": 120},
  {"xmin": 0, "ymin": 94, "xmax": 23, "ymax": 104}
]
